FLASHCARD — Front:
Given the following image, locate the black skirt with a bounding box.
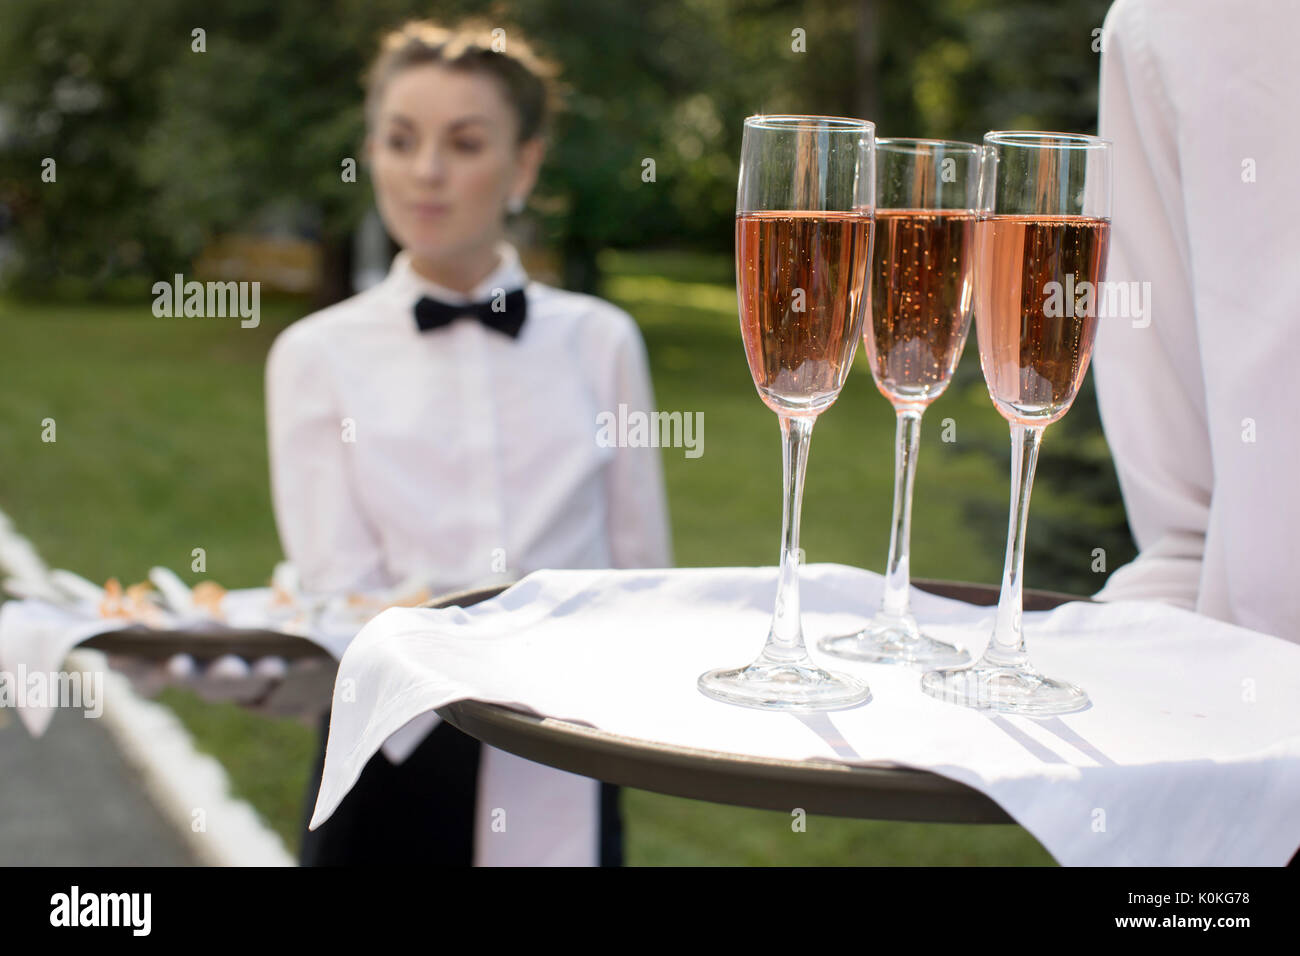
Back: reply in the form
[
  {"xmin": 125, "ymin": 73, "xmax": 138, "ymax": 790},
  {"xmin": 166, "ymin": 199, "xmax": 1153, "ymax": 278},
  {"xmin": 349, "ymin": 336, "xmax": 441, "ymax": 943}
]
[{"xmin": 298, "ymin": 710, "xmax": 623, "ymax": 866}]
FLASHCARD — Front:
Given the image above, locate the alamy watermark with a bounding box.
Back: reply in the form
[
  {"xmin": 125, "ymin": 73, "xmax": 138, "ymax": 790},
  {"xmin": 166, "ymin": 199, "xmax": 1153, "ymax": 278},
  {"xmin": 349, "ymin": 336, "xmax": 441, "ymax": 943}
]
[
  {"xmin": 1044, "ymin": 276, "xmax": 1152, "ymax": 328},
  {"xmin": 152, "ymin": 274, "xmax": 260, "ymax": 328},
  {"xmin": 596, "ymin": 403, "xmax": 703, "ymax": 458},
  {"xmin": 0, "ymin": 665, "xmax": 102, "ymax": 717},
  {"xmin": 50, "ymin": 886, "xmax": 150, "ymax": 935}
]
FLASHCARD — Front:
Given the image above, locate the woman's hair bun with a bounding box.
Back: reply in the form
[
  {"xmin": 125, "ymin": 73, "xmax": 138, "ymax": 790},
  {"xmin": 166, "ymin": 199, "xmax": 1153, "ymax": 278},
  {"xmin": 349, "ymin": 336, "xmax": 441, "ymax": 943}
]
[{"xmin": 365, "ymin": 19, "xmax": 562, "ymax": 143}]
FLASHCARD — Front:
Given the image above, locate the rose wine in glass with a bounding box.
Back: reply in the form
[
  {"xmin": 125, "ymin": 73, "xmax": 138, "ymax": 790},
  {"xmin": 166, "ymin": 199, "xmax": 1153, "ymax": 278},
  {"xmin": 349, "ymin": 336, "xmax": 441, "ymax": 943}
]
[
  {"xmin": 737, "ymin": 210, "xmax": 873, "ymax": 414},
  {"xmin": 921, "ymin": 131, "xmax": 1112, "ymax": 715},
  {"xmin": 699, "ymin": 115, "xmax": 875, "ymax": 711},
  {"xmin": 867, "ymin": 208, "xmax": 977, "ymax": 402},
  {"xmin": 819, "ymin": 139, "xmax": 980, "ymax": 668},
  {"xmin": 976, "ymin": 215, "xmax": 1110, "ymax": 424}
]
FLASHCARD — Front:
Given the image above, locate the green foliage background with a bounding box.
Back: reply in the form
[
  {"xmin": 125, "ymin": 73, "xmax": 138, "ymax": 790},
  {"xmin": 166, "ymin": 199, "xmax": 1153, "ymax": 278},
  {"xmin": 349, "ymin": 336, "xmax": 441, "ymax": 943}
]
[{"xmin": 0, "ymin": 0, "xmax": 1112, "ymax": 292}]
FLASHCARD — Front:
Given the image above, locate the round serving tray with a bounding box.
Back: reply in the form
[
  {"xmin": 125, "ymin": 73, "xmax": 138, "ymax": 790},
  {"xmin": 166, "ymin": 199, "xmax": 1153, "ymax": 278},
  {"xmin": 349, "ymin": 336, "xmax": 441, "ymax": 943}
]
[{"xmin": 431, "ymin": 577, "xmax": 1088, "ymax": 825}]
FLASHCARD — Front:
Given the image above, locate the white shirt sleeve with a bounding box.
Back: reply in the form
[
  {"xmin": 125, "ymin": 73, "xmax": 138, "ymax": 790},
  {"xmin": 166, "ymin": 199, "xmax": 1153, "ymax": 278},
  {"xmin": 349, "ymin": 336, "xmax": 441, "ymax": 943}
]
[
  {"xmin": 603, "ymin": 320, "xmax": 674, "ymax": 570},
  {"xmin": 1090, "ymin": 0, "xmax": 1213, "ymax": 610},
  {"xmin": 265, "ymin": 324, "xmax": 391, "ymax": 594}
]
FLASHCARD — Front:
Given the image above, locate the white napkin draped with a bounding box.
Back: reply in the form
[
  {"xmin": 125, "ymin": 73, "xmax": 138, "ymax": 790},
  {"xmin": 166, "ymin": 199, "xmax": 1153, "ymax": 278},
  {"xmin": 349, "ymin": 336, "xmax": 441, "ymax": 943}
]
[
  {"xmin": 0, "ymin": 587, "xmax": 359, "ymax": 737},
  {"xmin": 309, "ymin": 563, "xmax": 1300, "ymax": 866}
]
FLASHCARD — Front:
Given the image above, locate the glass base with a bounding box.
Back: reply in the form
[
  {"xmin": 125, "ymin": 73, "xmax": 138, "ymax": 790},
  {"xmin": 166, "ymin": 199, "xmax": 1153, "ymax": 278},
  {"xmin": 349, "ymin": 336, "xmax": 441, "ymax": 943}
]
[
  {"xmin": 920, "ymin": 660, "xmax": 1089, "ymax": 715},
  {"xmin": 698, "ymin": 660, "xmax": 871, "ymax": 712},
  {"xmin": 818, "ymin": 614, "xmax": 970, "ymax": 668}
]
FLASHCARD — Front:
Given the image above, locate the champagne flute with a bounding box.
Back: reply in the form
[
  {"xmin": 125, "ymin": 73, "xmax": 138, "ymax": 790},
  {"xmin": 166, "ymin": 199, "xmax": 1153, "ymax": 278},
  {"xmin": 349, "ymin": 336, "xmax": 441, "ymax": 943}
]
[
  {"xmin": 921, "ymin": 131, "xmax": 1112, "ymax": 715},
  {"xmin": 698, "ymin": 114, "xmax": 876, "ymax": 711},
  {"xmin": 819, "ymin": 138, "xmax": 979, "ymax": 668}
]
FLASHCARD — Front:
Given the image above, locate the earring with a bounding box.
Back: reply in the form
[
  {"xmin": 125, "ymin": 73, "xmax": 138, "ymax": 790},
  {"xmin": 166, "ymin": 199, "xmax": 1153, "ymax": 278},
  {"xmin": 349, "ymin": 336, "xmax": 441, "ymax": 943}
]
[{"xmin": 506, "ymin": 195, "xmax": 525, "ymax": 215}]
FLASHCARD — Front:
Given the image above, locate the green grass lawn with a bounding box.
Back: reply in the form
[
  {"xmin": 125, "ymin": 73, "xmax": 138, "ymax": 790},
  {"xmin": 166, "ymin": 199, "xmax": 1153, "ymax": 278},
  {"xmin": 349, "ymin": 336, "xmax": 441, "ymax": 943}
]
[{"xmin": 0, "ymin": 249, "xmax": 1091, "ymax": 865}]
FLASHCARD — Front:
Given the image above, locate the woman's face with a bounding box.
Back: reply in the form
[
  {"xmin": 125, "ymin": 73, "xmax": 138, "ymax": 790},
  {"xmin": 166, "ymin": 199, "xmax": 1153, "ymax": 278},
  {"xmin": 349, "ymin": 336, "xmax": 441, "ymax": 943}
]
[{"xmin": 368, "ymin": 64, "xmax": 542, "ymax": 267}]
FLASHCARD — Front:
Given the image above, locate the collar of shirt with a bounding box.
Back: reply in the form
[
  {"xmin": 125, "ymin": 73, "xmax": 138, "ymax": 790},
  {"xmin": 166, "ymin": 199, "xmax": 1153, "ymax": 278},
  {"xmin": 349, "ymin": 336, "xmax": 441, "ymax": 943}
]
[{"xmin": 381, "ymin": 242, "xmax": 530, "ymax": 310}]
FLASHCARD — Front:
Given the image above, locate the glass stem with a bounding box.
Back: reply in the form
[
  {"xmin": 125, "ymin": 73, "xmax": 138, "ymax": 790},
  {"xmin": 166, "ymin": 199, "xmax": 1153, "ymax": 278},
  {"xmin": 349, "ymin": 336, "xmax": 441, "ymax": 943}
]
[
  {"xmin": 880, "ymin": 407, "xmax": 923, "ymax": 619},
  {"xmin": 761, "ymin": 413, "xmax": 814, "ymax": 665},
  {"xmin": 986, "ymin": 422, "xmax": 1043, "ymax": 668}
]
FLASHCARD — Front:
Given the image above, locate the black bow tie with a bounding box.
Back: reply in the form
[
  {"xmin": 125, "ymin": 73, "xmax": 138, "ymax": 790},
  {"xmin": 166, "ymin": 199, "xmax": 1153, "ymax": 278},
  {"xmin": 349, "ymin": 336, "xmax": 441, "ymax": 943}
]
[{"xmin": 413, "ymin": 289, "xmax": 527, "ymax": 339}]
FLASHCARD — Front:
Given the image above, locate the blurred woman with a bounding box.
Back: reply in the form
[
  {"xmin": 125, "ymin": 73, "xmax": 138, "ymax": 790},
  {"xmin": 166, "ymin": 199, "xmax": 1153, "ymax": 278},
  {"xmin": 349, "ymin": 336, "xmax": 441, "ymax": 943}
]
[{"xmin": 266, "ymin": 19, "xmax": 672, "ymax": 866}]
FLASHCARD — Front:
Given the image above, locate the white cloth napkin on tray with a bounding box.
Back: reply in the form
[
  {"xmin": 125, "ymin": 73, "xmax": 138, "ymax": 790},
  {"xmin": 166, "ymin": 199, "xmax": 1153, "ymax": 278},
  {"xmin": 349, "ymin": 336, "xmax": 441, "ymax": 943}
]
[
  {"xmin": 0, "ymin": 589, "xmax": 358, "ymax": 737},
  {"xmin": 309, "ymin": 563, "xmax": 1300, "ymax": 867}
]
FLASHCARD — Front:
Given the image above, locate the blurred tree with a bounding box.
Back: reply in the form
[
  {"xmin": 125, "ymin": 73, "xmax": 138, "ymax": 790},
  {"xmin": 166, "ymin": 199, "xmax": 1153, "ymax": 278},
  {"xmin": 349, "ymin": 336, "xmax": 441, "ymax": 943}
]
[
  {"xmin": 0, "ymin": 0, "xmax": 190, "ymax": 294},
  {"xmin": 131, "ymin": 0, "xmax": 467, "ymax": 305},
  {"xmin": 0, "ymin": 0, "xmax": 1114, "ymax": 296}
]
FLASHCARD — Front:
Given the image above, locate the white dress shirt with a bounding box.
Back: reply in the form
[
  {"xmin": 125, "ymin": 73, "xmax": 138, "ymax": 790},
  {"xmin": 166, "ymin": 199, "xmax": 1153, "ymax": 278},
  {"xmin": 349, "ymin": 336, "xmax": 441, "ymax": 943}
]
[
  {"xmin": 1092, "ymin": 0, "xmax": 1299, "ymax": 642},
  {"xmin": 266, "ymin": 241, "xmax": 673, "ymax": 864}
]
